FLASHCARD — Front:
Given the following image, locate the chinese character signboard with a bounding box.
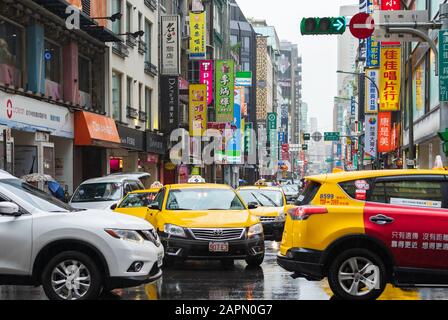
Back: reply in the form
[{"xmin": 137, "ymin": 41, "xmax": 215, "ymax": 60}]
[
  {"xmin": 161, "ymin": 15, "xmax": 180, "ymax": 75},
  {"xmin": 189, "ymin": 11, "xmax": 206, "ymax": 59},
  {"xmin": 364, "ymin": 115, "xmax": 377, "ymax": 160},
  {"xmin": 244, "ymin": 122, "xmax": 253, "ymax": 154},
  {"xmin": 189, "ymin": 84, "xmax": 207, "ymax": 137},
  {"xmin": 415, "ymin": 63, "xmax": 424, "ymax": 111},
  {"xmin": 324, "ymin": 132, "xmax": 340, "ymax": 142},
  {"xmin": 381, "ymin": 0, "xmax": 400, "ymax": 46},
  {"xmin": 199, "ymin": 60, "xmax": 213, "ymax": 106},
  {"xmin": 215, "ymin": 60, "xmax": 235, "ymax": 123},
  {"xmin": 365, "ymin": 69, "xmax": 379, "ymax": 113},
  {"xmin": 378, "ymin": 112, "xmax": 392, "ymax": 153},
  {"xmin": 160, "ymin": 75, "xmax": 179, "ymax": 132},
  {"xmin": 227, "ymin": 89, "xmax": 242, "ymax": 164},
  {"xmin": 367, "ymin": 37, "xmax": 380, "ymax": 67},
  {"xmin": 267, "ymin": 112, "xmax": 278, "ymax": 159},
  {"xmin": 379, "ymin": 47, "xmax": 401, "ymax": 111},
  {"xmin": 439, "ymin": 31, "xmax": 448, "ymax": 102}
]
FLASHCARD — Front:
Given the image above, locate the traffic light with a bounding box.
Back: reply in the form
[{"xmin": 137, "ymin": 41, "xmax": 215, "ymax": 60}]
[
  {"xmin": 300, "ymin": 17, "xmax": 347, "ymax": 35},
  {"xmin": 438, "ymin": 129, "xmax": 448, "ymax": 155}
]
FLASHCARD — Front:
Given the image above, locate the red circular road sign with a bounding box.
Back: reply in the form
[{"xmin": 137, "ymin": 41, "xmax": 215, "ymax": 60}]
[{"xmin": 349, "ymin": 12, "xmax": 375, "ymax": 39}]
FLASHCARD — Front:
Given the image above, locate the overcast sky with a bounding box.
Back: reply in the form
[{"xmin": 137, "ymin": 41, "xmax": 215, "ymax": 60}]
[{"xmin": 236, "ymin": 0, "xmax": 357, "ymax": 132}]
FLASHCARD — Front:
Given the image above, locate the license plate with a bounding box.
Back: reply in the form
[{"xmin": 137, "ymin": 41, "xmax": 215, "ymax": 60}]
[
  {"xmin": 209, "ymin": 242, "xmax": 229, "ymax": 252},
  {"xmin": 157, "ymin": 252, "xmax": 163, "ymax": 267}
]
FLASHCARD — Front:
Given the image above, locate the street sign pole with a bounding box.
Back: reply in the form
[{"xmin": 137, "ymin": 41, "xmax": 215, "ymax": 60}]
[{"xmin": 440, "ymin": 3, "xmax": 448, "ymax": 165}]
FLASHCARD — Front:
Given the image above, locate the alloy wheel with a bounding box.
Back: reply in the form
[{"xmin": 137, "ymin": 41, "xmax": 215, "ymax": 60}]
[
  {"xmin": 50, "ymin": 260, "xmax": 91, "ymax": 300},
  {"xmin": 337, "ymin": 256, "xmax": 379, "ymax": 297}
]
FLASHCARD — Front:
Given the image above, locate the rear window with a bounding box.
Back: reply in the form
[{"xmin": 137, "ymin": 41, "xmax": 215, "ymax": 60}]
[{"xmin": 295, "ymin": 181, "xmax": 321, "ymax": 205}]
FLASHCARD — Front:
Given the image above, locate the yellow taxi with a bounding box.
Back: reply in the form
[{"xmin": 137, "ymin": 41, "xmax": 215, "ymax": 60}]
[
  {"xmin": 144, "ymin": 176, "xmax": 265, "ymax": 267},
  {"xmin": 237, "ymin": 181, "xmax": 293, "ymax": 241},
  {"xmin": 277, "ymin": 169, "xmax": 448, "ymax": 300},
  {"xmin": 113, "ymin": 188, "xmax": 161, "ymax": 219}
]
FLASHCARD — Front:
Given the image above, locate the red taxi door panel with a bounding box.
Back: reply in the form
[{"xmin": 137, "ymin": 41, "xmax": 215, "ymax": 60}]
[{"xmin": 363, "ymin": 176, "xmax": 448, "ymax": 270}]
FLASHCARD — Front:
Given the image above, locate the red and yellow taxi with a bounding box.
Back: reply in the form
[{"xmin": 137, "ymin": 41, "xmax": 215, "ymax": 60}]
[{"xmin": 278, "ymin": 169, "xmax": 448, "ymax": 300}]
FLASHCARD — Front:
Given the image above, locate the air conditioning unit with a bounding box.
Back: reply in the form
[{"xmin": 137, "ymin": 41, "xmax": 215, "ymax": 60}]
[{"xmin": 182, "ymin": 16, "xmax": 190, "ymax": 39}]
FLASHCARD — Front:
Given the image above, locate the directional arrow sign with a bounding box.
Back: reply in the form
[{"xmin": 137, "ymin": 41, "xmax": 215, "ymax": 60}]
[{"xmin": 333, "ymin": 18, "xmax": 345, "ymax": 32}]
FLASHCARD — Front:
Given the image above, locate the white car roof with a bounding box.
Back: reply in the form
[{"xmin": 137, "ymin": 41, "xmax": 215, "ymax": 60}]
[
  {"xmin": 0, "ymin": 170, "xmax": 17, "ymax": 180},
  {"xmin": 80, "ymin": 175, "xmax": 142, "ymax": 185}
]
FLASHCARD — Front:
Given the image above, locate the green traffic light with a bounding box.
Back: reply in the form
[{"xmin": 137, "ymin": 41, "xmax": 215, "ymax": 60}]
[{"xmin": 300, "ymin": 17, "xmax": 347, "ymax": 35}]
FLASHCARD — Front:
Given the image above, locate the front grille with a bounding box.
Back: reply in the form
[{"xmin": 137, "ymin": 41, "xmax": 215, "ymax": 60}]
[
  {"xmin": 190, "ymin": 228, "xmax": 245, "ymax": 241},
  {"xmin": 259, "ymin": 216, "xmax": 276, "ymax": 223}
]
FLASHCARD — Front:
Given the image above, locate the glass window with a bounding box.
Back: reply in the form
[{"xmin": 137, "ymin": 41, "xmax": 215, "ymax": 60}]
[
  {"xmin": 145, "ymin": 20, "xmax": 152, "ymax": 63},
  {"xmin": 242, "ymin": 62, "xmax": 250, "ymax": 71},
  {"xmin": 230, "ymin": 35, "xmax": 238, "ymax": 46},
  {"xmin": 431, "ymin": 0, "xmax": 444, "ymax": 19},
  {"xmin": 145, "ymin": 87, "xmax": 152, "ymax": 130},
  {"xmin": 296, "ymin": 181, "xmax": 321, "ymax": 205},
  {"xmin": 166, "ymin": 188, "xmax": 245, "ymax": 211},
  {"xmin": 238, "ymin": 189, "xmax": 284, "ymax": 207},
  {"xmin": 71, "ymin": 182, "xmax": 123, "ymax": 203},
  {"xmin": 126, "ymin": 2, "xmax": 132, "ymax": 33},
  {"xmin": 44, "ymin": 40, "xmax": 61, "ymax": 83},
  {"xmin": 0, "ymin": 19, "xmax": 23, "ymax": 87},
  {"xmin": 112, "ymin": 0, "xmax": 122, "ymax": 34},
  {"xmin": 78, "ymin": 56, "xmax": 91, "ymax": 93},
  {"xmin": 126, "ymin": 76, "xmax": 132, "ymax": 107},
  {"xmin": 153, "ymin": 189, "xmax": 165, "ymax": 209},
  {"xmin": 118, "ymin": 192, "xmax": 158, "ymax": 208},
  {"xmin": 0, "ymin": 179, "xmax": 74, "ymax": 212},
  {"xmin": 242, "ymin": 36, "xmax": 250, "ymax": 52},
  {"xmin": 138, "ymin": 83, "xmax": 142, "ymax": 111},
  {"xmin": 412, "ymin": 61, "xmax": 426, "ymax": 121},
  {"xmin": 213, "ymin": 4, "xmax": 221, "ymax": 34},
  {"xmin": 112, "ymin": 71, "xmax": 122, "ymax": 121}
]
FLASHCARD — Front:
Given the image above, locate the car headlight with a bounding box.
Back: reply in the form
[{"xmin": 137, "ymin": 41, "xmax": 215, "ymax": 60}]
[
  {"xmin": 105, "ymin": 229, "xmax": 145, "ymax": 244},
  {"xmin": 276, "ymin": 211, "xmax": 286, "ymax": 222},
  {"xmin": 248, "ymin": 223, "xmax": 263, "ymax": 237},
  {"xmin": 164, "ymin": 224, "xmax": 187, "ymax": 238},
  {"xmin": 141, "ymin": 229, "xmax": 162, "ymax": 247}
]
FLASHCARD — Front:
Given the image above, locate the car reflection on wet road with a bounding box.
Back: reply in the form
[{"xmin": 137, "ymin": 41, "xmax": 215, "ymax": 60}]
[{"xmin": 1, "ymin": 242, "xmax": 448, "ymax": 300}]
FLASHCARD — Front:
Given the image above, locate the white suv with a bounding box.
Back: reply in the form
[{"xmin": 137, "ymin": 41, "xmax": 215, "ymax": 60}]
[{"xmin": 0, "ymin": 171, "xmax": 164, "ymax": 300}]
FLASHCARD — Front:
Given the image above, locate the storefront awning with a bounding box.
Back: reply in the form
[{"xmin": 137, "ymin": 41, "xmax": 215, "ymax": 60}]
[{"xmin": 74, "ymin": 111, "xmax": 121, "ymax": 148}]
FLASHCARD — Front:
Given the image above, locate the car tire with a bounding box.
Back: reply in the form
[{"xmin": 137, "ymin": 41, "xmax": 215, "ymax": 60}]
[
  {"xmin": 41, "ymin": 251, "xmax": 102, "ymax": 301},
  {"xmin": 245, "ymin": 254, "xmax": 264, "ymax": 268},
  {"xmin": 328, "ymin": 248, "xmax": 386, "ymax": 301}
]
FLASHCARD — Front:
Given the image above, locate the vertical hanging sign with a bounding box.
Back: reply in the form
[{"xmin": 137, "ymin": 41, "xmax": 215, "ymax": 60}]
[
  {"xmin": 365, "ymin": 69, "xmax": 379, "ymax": 113},
  {"xmin": 161, "ymin": 15, "xmax": 180, "ymax": 75},
  {"xmin": 189, "ymin": 84, "xmax": 207, "ymax": 137},
  {"xmin": 378, "ymin": 112, "xmax": 392, "ymax": 153},
  {"xmin": 215, "ymin": 60, "xmax": 235, "ymax": 123},
  {"xmin": 364, "ymin": 115, "xmax": 378, "ymax": 160},
  {"xmin": 381, "ymin": 0, "xmax": 400, "ymax": 46},
  {"xmin": 189, "ymin": 11, "xmax": 206, "ymax": 59},
  {"xmin": 379, "ymin": 47, "xmax": 401, "ymax": 111},
  {"xmin": 366, "ymin": 0, "xmax": 380, "ymax": 67},
  {"xmin": 200, "ymin": 60, "xmax": 214, "ymax": 106}
]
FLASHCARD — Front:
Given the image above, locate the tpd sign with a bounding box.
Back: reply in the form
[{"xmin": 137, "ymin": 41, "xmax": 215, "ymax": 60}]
[{"xmin": 349, "ymin": 12, "xmax": 375, "ymax": 39}]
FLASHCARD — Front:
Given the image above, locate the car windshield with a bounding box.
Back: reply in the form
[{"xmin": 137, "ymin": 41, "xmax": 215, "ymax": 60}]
[
  {"xmin": 166, "ymin": 188, "xmax": 246, "ymax": 211},
  {"xmin": 71, "ymin": 183, "xmax": 122, "ymax": 203},
  {"xmin": 0, "ymin": 179, "xmax": 75, "ymax": 212},
  {"xmin": 238, "ymin": 189, "xmax": 284, "ymax": 207},
  {"xmin": 282, "ymin": 186, "xmax": 298, "ymax": 193},
  {"xmin": 118, "ymin": 192, "xmax": 158, "ymax": 208}
]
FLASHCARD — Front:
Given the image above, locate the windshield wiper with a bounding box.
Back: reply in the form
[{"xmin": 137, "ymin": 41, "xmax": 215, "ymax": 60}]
[
  {"xmin": 259, "ymin": 193, "xmax": 279, "ymax": 207},
  {"xmin": 250, "ymin": 192, "xmax": 264, "ymax": 207}
]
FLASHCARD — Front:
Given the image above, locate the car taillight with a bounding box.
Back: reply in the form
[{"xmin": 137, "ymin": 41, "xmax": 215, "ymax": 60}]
[{"xmin": 288, "ymin": 206, "xmax": 327, "ymax": 220}]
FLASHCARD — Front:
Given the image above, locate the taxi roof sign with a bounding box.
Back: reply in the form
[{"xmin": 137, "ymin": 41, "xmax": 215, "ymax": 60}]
[
  {"xmin": 150, "ymin": 181, "xmax": 164, "ymax": 189},
  {"xmin": 188, "ymin": 175, "xmax": 206, "ymax": 184}
]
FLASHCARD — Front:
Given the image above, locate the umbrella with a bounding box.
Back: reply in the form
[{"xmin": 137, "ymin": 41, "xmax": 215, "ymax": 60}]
[
  {"xmin": 47, "ymin": 181, "xmax": 65, "ymax": 201},
  {"xmin": 21, "ymin": 173, "xmax": 53, "ymax": 183}
]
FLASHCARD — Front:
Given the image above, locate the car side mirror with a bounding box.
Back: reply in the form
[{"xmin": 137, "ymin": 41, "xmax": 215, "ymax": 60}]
[
  {"xmin": 110, "ymin": 203, "xmax": 118, "ymax": 210},
  {"xmin": 148, "ymin": 202, "xmax": 161, "ymax": 210},
  {"xmin": 0, "ymin": 202, "xmax": 21, "ymax": 217},
  {"xmin": 247, "ymin": 202, "xmax": 259, "ymax": 210}
]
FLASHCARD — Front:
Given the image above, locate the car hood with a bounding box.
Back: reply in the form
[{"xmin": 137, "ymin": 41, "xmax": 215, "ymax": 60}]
[
  {"xmin": 249, "ymin": 207, "xmax": 284, "ymax": 217},
  {"xmin": 161, "ymin": 210, "xmax": 259, "ymax": 228},
  {"xmin": 114, "ymin": 207, "xmax": 148, "ymax": 220},
  {"xmin": 70, "ymin": 201, "xmax": 118, "ymax": 211},
  {"xmin": 76, "ymin": 209, "xmax": 153, "ymax": 230}
]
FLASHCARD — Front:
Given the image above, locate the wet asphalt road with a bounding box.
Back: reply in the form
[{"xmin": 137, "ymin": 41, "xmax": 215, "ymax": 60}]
[{"xmin": 1, "ymin": 241, "xmax": 448, "ymax": 300}]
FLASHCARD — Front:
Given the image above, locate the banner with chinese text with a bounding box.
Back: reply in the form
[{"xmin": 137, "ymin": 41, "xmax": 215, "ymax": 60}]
[
  {"xmin": 189, "ymin": 84, "xmax": 207, "ymax": 137},
  {"xmin": 379, "ymin": 47, "xmax": 401, "ymax": 111},
  {"xmin": 378, "ymin": 112, "xmax": 392, "ymax": 153},
  {"xmin": 215, "ymin": 60, "xmax": 235, "ymax": 123},
  {"xmin": 199, "ymin": 60, "xmax": 213, "ymax": 105},
  {"xmin": 161, "ymin": 15, "xmax": 180, "ymax": 75},
  {"xmin": 189, "ymin": 11, "xmax": 206, "ymax": 59},
  {"xmin": 364, "ymin": 115, "xmax": 377, "ymax": 160},
  {"xmin": 365, "ymin": 69, "xmax": 379, "ymax": 113}
]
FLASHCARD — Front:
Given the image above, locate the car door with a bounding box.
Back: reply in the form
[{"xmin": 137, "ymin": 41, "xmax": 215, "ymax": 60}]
[
  {"xmin": 364, "ymin": 175, "xmax": 448, "ymax": 271},
  {"xmin": 146, "ymin": 188, "xmax": 166, "ymax": 230},
  {"xmin": 0, "ymin": 194, "xmax": 33, "ymax": 275}
]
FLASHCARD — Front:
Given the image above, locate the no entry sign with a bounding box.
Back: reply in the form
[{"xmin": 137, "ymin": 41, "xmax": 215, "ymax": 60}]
[{"xmin": 349, "ymin": 12, "xmax": 375, "ymax": 39}]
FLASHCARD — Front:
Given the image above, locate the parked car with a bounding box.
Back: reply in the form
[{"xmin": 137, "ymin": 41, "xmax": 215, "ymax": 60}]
[
  {"xmin": 0, "ymin": 170, "xmax": 163, "ymax": 300},
  {"xmin": 109, "ymin": 172, "xmax": 152, "ymax": 189},
  {"xmin": 70, "ymin": 175, "xmax": 144, "ymax": 210},
  {"xmin": 143, "ymin": 177, "xmax": 265, "ymax": 267},
  {"xmin": 282, "ymin": 185, "xmax": 299, "ymax": 204},
  {"xmin": 278, "ymin": 169, "xmax": 448, "ymax": 300}
]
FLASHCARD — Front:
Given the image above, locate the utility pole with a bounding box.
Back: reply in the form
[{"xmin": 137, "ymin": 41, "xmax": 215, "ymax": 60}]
[{"xmin": 440, "ymin": 3, "xmax": 448, "ymax": 165}]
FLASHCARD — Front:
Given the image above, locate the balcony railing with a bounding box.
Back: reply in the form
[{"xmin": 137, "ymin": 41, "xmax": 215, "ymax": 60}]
[
  {"xmin": 144, "ymin": 0, "xmax": 157, "ymax": 11},
  {"xmin": 112, "ymin": 42, "xmax": 129, "ymax": 58},
  {"xmin": 126, "ymin": 34, "xmax": 137, "ymax": 48},
  {"xmin": 127, "ymin": 106, "xmax": 139, "ymax": 119},
  {"xmin": 139, "ymin": 111, "xmax": 147, "ymax": 122},
  {"xmin": 138, "ymin": 40, "xmax": 147, "ymax": 55},
  {"xmin": 144, "ymin": 61, "xmax": 158, "ymax": 76}
]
